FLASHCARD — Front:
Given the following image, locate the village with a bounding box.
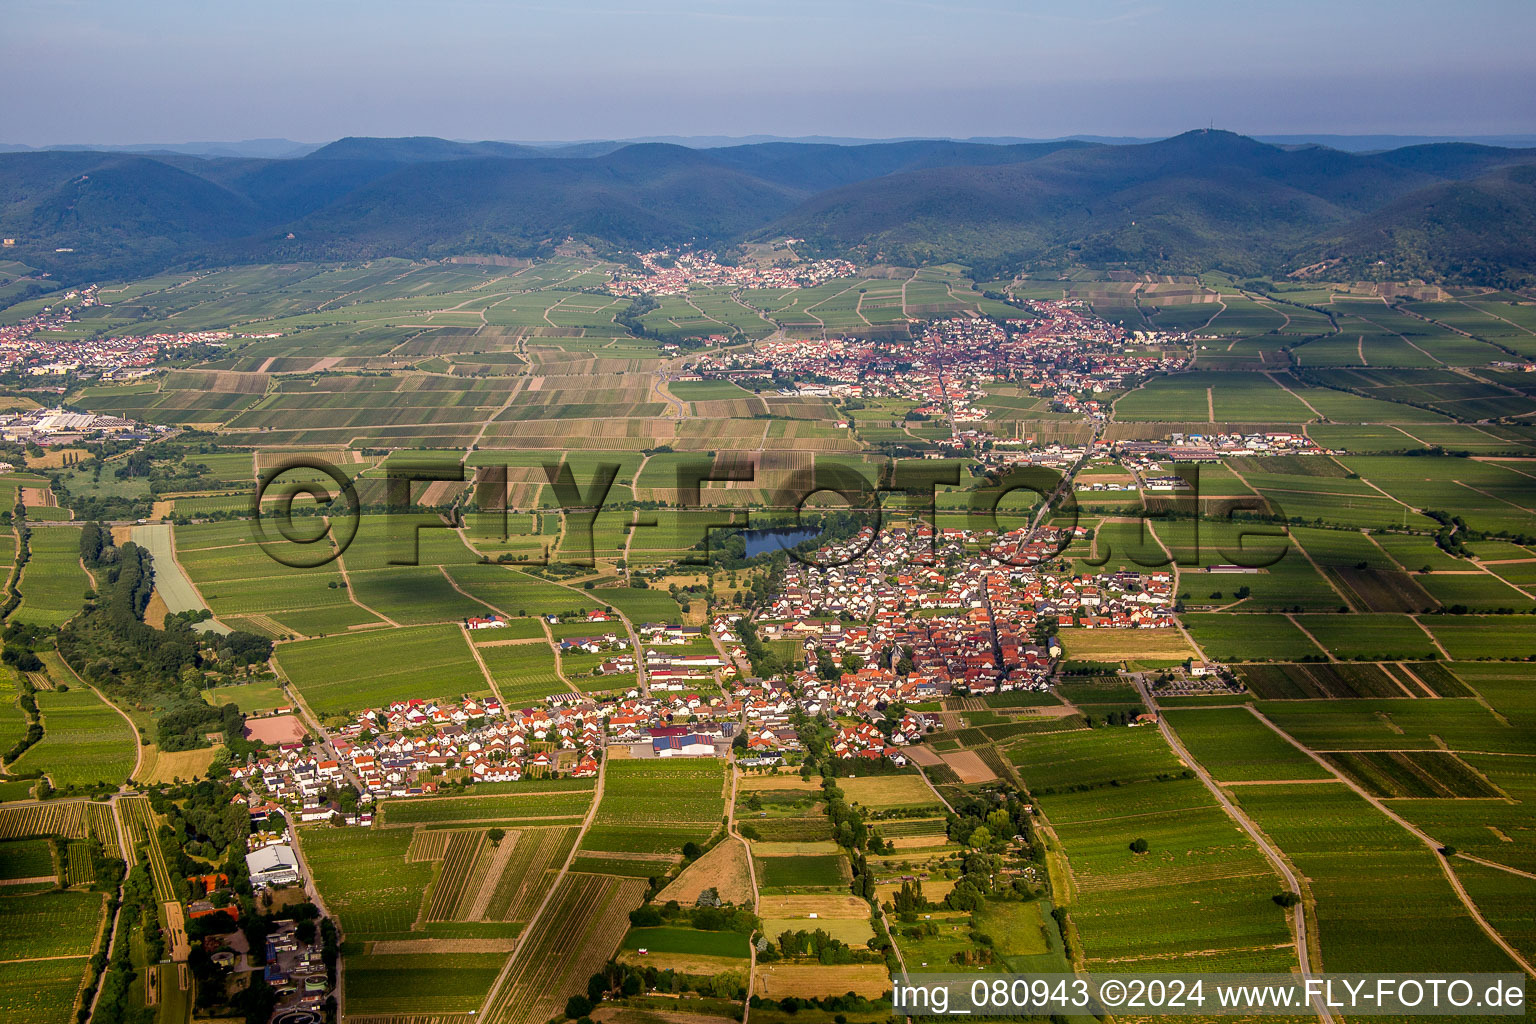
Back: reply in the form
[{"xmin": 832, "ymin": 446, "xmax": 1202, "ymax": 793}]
[
  {"xmin": 0, "ymin": 288, "xmax": 236, "ymax": 378},
  {"xmin": 606, "ymin": 248, "xmax": 857, "ymax": 295},
  {"xmin": 689, "ymin": 301, "xmax": 1189, "ymax": 451}
]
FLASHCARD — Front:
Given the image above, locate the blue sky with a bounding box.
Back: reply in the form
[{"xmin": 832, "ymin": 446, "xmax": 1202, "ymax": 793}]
[{"xmin": 4, "ymin": 0, "xmax": 1533, "ymax": 145}]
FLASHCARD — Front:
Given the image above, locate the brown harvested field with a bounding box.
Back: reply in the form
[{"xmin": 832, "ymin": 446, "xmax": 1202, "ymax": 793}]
[
  {"xmin": 658, "ymin": 837, "xmax": 754, "ymax": 906},
  {"xmin": 876, "ymin": 876, "xmax": 956, "ymax": 903},
  {"xmin": 762, "ymin": 916, "xmax": 873, "ymax": 945},
  {"xmin": 753, "ymin": 964, "xmax": 890, "ymax": 999},
  {"xmin": 1057, "ymin": 627, "xmax": 1197, "ymax": 660},
  {"xmin": 143, "ymin": 587, "xmax": 170, "ymax": 629},
  {"xmin": 738, "ymin": 773, "xmax": 821, "ymax": 792},
  {"xmin": 164, "ymin": 900, "xmax": 190, "ymax": 960},
  {"xmin": 20, "ymin": 487, "xmax": 57, "ymax": 507},
  {"xmin": 750, "ymin": 841, "xmax": 841, "ymax": 857},
  {"xmin": 887, "ymin": 835, "xmax": 951, "ymax": 850},
  {"xmin": 140, "ymin": 745, "xmax": 220, "ymax": 785},
  {"xmin": 25, "ymin": 448, "xmax": 89, "ymax": 470},
  {"xmin": 901, "ymin": 744, "xmax": 944, "ymax": 767},
  {"xmin": 758, "ymin": 894, "xmax": 868, "ymax": 919},
  {"xmin": 835, "ymin": 774, "xmax": 941, "ymax": 811},
  {"xmin": 939, "ymin": 749, "xmax": 996, "ymax": 784},
  {"xmin": 419, "ymin": 479, "xmax": 470, "ymax": 506},
  {"xmin": 243, "ymin": 713, "xmax": 307, "ymax": 744}
]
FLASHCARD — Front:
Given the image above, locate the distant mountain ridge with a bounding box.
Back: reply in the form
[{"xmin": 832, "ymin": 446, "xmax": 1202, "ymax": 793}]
[{"xmin": 2, "ymin": 130, "xmax": 1534, "ymax": 288}]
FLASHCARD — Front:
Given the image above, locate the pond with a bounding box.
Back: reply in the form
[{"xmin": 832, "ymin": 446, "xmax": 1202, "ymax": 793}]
[{"xmin": 741, "ymin": 526, "xmax": 820, "ymax": 558}]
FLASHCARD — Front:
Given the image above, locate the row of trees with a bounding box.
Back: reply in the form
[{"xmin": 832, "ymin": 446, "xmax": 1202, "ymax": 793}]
[{"xmin": 61, "ymin": 525, "xmax": 272, "ymax": 756}]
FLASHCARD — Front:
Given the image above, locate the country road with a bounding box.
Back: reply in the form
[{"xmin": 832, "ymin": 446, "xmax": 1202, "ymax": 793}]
[{"xmin": 1132, "ymin": 676, "xmax": 1336, "ymax": 1024}]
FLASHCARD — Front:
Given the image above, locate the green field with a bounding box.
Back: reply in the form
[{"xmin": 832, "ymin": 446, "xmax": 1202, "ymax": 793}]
[
  {"xmin": 11, "ymin": 688, "xmax": 137, "ymax": 790},
  {"xmin": 580, "ymin": 759, "xmax": 726, "ymax": 861},
  {"xmin": 275, "ymin": 623, "xmax": 489, "ymax": 715},
  {"xmin": 621, "ymin": 925, "xmax": 751, "ymax": 957},
  {"xmin": 345, "ymin": 952, "xmax": 507, "ymax": 1014},
  {"xmin": 759, "ymin": 854, "xmax": 849, "ymax": 889},
  {"xmin": 1163, "ymin": 708, "xmax": 1332, "ymax": 782},
  {"xmin": 1232, "ymin": 784, "xmax": 1520, "ymax": 973},
  {"xmin": 298, "ymin": 826, "xmax": 433, "ymax": 938},
  {"xmin": 1014, "ymin": 729, "xmax": 1296, "ymax": 972},
  {"xmin": 381, "ymin": 790, "xmax": 592, "ymax": 825},
  {"xmin": 13, "ymin": 527, "xmax": 90, "ymax": 628}
]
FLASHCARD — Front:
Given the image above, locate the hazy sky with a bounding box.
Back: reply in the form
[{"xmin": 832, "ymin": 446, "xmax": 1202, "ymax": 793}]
[{"xmin": 4, "ymin": 0, "xmax": 1534, "ymax": 145}]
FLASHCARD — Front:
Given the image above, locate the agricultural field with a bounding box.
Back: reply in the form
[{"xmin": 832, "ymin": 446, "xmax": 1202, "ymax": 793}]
[
  {"xmin": 381, "ymin": 789, "xmax": 592, "ymax": 826},
  {"xmin": 13, "ymin": 526, "xmax": 90, "ymax": 628},
  {"xmin": 345, "ymin": 951, "xmax": 507, "ymax": 1014},
  {"xmin": 481, "ymin": 872, "xmax": 647, "ymax": 1024},
  {"xmin": 833, "ymin": 773, "xmax": 941, "ymax": 812},
  {"xmin": 1182, "ymin": 613, "xmax": 1325, "ymax": 662},
  {"xmin": 0, "ymin": 888, "xmax": 104, "ymax": 1022},
  {"xmin": 1162, "ymin": 708, "xmax": 1333, "ymax": 782},
  {"xmin": 658, "ymin": 836, "xmax": 754, "ymax": 906},
  {"xmin": 1232, "ymin": 783, "xmax": 1521, "ymax": 973},
  {"xmin": 275, "ymin": 623, "xmax": 490, "ymax": 714},
  {"xmin": 299, "ymin": 826, "xmax": 435, "ymax": 938},
  {"xmin": 1027, "ymin": 777, "xmax": 1296, "ymax": 971},
  {"xmin": 1321, "ymin": 750, "xmax": 1503, "ymax": 799},
  {"xmin": 1237, "ymin": 661, "xmax": 1468, "ymax": 699},
  {"xmin": 8, "ymin": 252, "xmax": 1536, "ymax": 1010},
  {"xmin": 477, "ymin": 640, "xmax": 567, "ymax": 705},
  {"xmin": 757, "ymin": 853, "xmax": 850, "ymax": 890},
  {"xmin": 0, "ymin": 880, "xmax": 105, "ymax": 1024},
  {"xmin": 0, "ymin": 955, "xmax": 94, "ymax": 1024},
  {"xmin": 10, "ymin": 687, "xmax": 137, "ymax": 791},
  {"xmin": 0, "ymin": 837, "xmax": 54, "ymax": 880},
  {"xmin": 579, "ymin": 759, "xmax": 726, "ymax": 869},
  {"xmin": 174, "ymin": 518, "xmax": 382, "ymax": 636}
]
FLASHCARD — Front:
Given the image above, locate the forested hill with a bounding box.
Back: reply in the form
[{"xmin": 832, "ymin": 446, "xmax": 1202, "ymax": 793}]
[{"xmin": 2, "ymin": 130, "xmax": 1535, "ymax": 287}]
